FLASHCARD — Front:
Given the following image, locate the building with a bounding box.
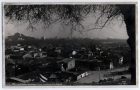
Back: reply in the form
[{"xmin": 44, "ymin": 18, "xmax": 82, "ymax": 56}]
[
  {"xmin": 33, "ymin": 52, "xmax": 47, "ymax": 58},
  {"xmin": 58, "ymin": 58, "xmax": 75, "ymax": 71},
  {"xmin": 55, "ymin": 47, "xmax": 62, "ymax": 54},
  {"xmin": 23, "ymin": 53, "xmax": 33, "ymax": 60},
  {"xmin": 119, "ymin": 56, "xmax": 124, "ymax": 65},
  {"xmin": 76, "ymin": 71, "xmax": 89, "ymax": 80}
]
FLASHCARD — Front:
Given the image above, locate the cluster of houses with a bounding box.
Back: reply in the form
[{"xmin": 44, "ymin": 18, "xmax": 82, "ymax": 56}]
[{"xmin": 5, "ymin": 43, "xmax": 125, "ymax": 84}]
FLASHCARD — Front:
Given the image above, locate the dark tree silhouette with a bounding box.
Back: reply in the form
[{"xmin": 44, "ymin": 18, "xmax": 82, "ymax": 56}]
[
  {"xmin": 118, "ymin": 5, "xmax": 136, "ymax": 85},
  {"xmin": 4, "ymin": 4, "xmax": 136, "ymax": 84}
]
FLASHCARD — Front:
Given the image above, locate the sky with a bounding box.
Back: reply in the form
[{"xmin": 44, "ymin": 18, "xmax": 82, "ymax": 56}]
[{"xmin": 4, "ymin": 13, "xmax": 129, "ymax": 39}]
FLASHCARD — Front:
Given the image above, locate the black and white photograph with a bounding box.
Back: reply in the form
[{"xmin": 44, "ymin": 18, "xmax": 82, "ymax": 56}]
[{"xmin": 3, "ymin": 3, "xmax": 137, "ymax": 86}]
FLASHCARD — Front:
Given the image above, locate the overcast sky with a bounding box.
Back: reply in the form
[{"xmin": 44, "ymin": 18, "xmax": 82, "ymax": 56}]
[{"xmin": 4, "ymin": 13, "xmax": 128, "ymax": 39}]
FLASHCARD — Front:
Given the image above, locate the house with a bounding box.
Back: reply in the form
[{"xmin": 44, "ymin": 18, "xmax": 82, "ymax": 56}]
[
  {"xmin": 87, "ymin": 50, "xmax": 93, "ymax": 58},
  {"xmin": 65, "ymin": 68, "xmax": 90, "ymax": 81},
  {"xmin": 33, "ymin": 52, "xmax": 38, "ymax": 58},
  {"xmin": 17, "ymin": 44, "xmax": 21, "ymax": 46},
  {"xmin": 20, "ymin": 47, "xmax": 24, "ymax": 51},
  {"xmin": 119, "ymin": 56, "xmax": 124, "ymax": 65},
  {"xmin": 58, "ymin": 58, "xmax": 75, "ymax": 71},
  {"xmin": 40, "ymin": 52, "xmax": 47, "ymax": 57},
  {"xmin": 34, "ymin": 52, "xmax": 47, "ymax": 58},
  {"xmin": 11, "ymin": 46, "xmax": 20, "ymax": 52},
  {"xmin": 55, "ymin": 47, "xmax": 62, "ymax": 55},
  {"xmin": 28, "ymin": 45, "xmax": 32, "ymax": 49},
  {"xmin": 23, "ymin": 53, "xmax": 33, "ymax": 60},
  {"xmin": 77, "ymin": 71, "xmax": 89, "ymax": 80}
]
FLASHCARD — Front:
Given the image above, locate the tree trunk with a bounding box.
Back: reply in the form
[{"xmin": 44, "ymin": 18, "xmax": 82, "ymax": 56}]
[{"xmin": 120, "ymin": 5, "xmax": 136, "ymax": 85}]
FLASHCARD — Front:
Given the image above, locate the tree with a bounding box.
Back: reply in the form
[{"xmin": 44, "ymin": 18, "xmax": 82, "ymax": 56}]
[
  {"xmin": 118, "ymin": 5, "xmax": 136, "ymax": 85},
  {"xmin": 4, "ymin": 4, "xmax": 136, "ymax": 84}
]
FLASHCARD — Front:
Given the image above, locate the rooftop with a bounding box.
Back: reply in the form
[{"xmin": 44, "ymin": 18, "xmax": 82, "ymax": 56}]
[{"xmin": 58, "ymin": 58, "xmax": 75, "ymax": 63}]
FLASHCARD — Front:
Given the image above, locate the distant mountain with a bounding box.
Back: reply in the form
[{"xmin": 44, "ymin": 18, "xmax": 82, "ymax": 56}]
[
  {"xmin": 6, "ymin": 33, "xmax": 36, "ymax": 42},
  {"xmin": 5, "ymin": 33, "xmax": 128, "ymax": 48}
]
